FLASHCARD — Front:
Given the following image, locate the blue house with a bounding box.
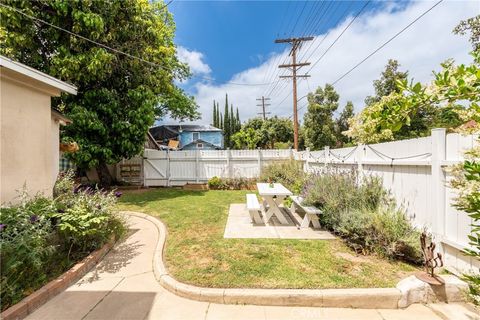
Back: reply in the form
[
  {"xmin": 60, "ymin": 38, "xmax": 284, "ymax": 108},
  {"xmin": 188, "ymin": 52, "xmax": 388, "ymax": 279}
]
[{"xmin": 149, "ymin": 125, "xmax": 223, "ymax": 150}]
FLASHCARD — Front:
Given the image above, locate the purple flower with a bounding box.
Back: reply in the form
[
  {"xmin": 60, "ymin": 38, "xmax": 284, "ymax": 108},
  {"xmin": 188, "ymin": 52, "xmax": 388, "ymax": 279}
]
[
  {"xmin": 57, "ymin": 208, "xmax": 65, "ymax": 214},
  {"xmin": 114, "ymin": 191, "xmax": 122, "ymax": 198},
  {"xmin": 0, "ymin": 224, "xmax": 5, "ymax": 231},
  {"xmin": 30, "ymin": 215, "xmax": 39, "ymax": 223}
]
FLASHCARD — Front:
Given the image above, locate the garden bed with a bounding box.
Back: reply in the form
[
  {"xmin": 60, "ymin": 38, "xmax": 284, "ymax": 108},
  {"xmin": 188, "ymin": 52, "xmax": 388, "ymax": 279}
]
[{"xmin": 117, "ymin": 188, "xmax": 419, "ymax": 289}]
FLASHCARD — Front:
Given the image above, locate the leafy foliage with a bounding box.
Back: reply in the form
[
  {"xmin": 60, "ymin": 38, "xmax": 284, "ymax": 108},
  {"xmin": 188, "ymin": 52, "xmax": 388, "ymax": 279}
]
[
  {"xmin": 335, "ymin": 101, "xmax": 355, "ymax": 147},
  {"xmin": 207, "ymin": 176, "xmax": 255, "ymax": 190},
  {"xmin": 232, "ymin": 116, "xmax": 293, "ymax": 149},
  {"xmin": 450, "ymin": 144, "xmax": 480, "ymax": 304},
  {"xmin": 303, "ymin": 84, "xmax": 339, "ymax": 150},
  {"xmin": 453, "ymin": 15, "xmax": 480, "ymax": 52},
  {"xmin": 0, "ymin": 172, "xmax": 125, "ymax": 310},
  {"xmin": 0, "ymin": 0, "xmax": 199, "ymax": 184},
  {"xmin": 259, "ymin": 160, "xmax": 307, "ymax": 194},
  {"xmin": 346, "ymin": 53, "xmax": 479, "ymax": 143},
  {"xmin": 364, "ymin": 59, "xmax": 408, "ymax": 106}
]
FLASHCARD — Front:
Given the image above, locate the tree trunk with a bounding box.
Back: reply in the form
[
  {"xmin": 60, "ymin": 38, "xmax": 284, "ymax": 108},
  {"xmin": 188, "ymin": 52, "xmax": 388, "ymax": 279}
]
[{"xmin": 96, "ymin": 162, "xmax": 113, "ymax": 188}]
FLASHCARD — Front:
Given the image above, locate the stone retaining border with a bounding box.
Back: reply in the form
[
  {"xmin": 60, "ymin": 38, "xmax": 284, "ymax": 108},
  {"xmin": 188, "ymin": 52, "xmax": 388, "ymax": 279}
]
[
  {"xmin": 125, "ymin": 211, "xmax": 469, "ymax": 309},
  {"xmin": 1, "ymin": 237, "xmax": 116, "ymax": 320}
]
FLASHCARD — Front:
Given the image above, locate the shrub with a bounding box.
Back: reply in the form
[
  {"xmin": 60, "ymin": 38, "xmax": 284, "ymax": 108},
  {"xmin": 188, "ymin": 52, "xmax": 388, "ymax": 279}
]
[
  {"xmin": 302, "ymin": 167, "xmax": 422, "ymax": 263},
  {"xmin": 208, "ymin": 176, "xmax": 227, "ymax": 190},
  {"xmin": 260, "ymin": 160, "xmax": 307, "ymax": 194},
  {"xmin": 450, "ymin": 145, "xmax": 480, "ymax": 304},
  {"xmin": 0, "ymin": 193, "xmax": 57, "ymax": 308},
  {"xmin": 208, "ymin": 176, "xmax": 255, "ymax": 190},
  {"xmin": 0, "ymin": 171, "xmax": 125, "ymax": 310}
]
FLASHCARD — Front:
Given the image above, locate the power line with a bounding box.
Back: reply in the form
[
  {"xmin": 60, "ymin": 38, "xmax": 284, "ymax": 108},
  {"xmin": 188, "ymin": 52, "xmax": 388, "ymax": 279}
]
[
  {"xmin": 0, "ymin": 3, "xmax": 276, "ymax": 87},
  {"xmin": 300, "ymin": 1, "xmax": 355, "ymax": 64},
  {"xmin": 306, "ymin": 1, "xmax": 371, "ymax": 74},
  {"xmin": 287, "ymin": 0, "xmax": 444, "ymax": 121},
  {"xmin": 332, "ymin": 0, "xmax": 444, "ymax": 86}
]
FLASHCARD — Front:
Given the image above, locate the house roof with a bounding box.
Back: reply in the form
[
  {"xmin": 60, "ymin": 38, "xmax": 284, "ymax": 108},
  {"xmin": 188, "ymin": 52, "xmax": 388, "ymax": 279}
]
[
  {"xmin": 149, "ymin": 124, "xmax": 222, "ymax": 141},
  {"xmin": 181, "ymin": 139, "xmax": 222, "ymax": 150},
  {"xmin": 0, "ymin": 55, "xmax": 77, "ymax": 95},
  {"xmin": 51, "ymin": 108, "xmax": 72, "ymax": 125}
]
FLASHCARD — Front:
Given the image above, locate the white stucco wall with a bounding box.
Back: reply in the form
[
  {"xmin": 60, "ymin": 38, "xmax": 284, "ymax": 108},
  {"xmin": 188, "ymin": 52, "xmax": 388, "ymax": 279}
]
[{"xmin": 1, "ymin": 73, "xmax": 60, "ymax": 204}]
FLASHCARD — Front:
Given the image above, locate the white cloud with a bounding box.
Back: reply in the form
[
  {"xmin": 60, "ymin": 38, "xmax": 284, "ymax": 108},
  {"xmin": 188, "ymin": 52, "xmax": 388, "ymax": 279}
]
[
  {"xmin": 177, "ymin": 46, "xmax": 211, "ymax": 75},
  {"xmin": 186, "ymin": 1, "xmax": 477, "ymax": 125}
]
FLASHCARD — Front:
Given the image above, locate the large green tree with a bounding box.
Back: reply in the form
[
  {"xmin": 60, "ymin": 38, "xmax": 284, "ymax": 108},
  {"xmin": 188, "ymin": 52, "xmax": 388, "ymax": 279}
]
[
  {"xmin": 335, "ymin": 101, "xmax": 355, "ymax": 147},
  {"xmin": 364, "ymin": 59, "xmax": 408, "ymax": 106},
  {"xmin": 303, "ymin": 84, "xmax": 339, "ymax": 150},
  {"xmin": 0, "ymin": 0, "xmax": 199, "ymax": 185},
  {"xmin": 232, "ymin": 116, "xmax": 293, "ymax": 149}
]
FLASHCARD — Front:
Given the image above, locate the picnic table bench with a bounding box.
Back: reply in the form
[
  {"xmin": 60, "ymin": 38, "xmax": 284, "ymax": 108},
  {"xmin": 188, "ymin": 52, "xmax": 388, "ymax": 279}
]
[
  {"xmin": 290, "ymin": 196, "xmax": 323, "ymax": 229},
  {"xmin": 246, "ymin": 194, "xmax": 263, "ymax": 224}
]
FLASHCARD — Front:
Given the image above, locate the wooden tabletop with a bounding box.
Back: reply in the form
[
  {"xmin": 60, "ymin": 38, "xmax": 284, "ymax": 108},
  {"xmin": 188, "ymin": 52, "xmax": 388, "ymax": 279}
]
[{"xmin": 256, "ymin": 183, "xmax": 292, "ymax": 196}]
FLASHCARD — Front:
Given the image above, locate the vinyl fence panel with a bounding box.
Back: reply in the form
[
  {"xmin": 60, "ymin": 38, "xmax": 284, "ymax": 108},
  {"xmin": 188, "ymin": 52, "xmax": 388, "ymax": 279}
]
[{"xmin": 121, "ymin": 129, "xmax": 478, "ymax": 274}]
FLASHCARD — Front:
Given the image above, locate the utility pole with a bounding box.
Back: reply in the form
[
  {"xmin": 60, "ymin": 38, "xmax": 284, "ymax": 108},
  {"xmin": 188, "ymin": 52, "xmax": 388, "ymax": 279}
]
[
  {"xmin": 256, "ymin": 96, "xmax": 271, "ymax": 120},
  {"xmin": 275, "ymin": 36, "xmax": 313, "ymax": 150}
]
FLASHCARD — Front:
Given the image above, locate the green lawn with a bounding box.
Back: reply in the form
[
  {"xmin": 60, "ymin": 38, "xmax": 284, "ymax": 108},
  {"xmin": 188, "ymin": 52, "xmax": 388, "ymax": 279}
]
[{"xmin": 117, "ymin": 188, "xmax": 418, "ymax": 289}]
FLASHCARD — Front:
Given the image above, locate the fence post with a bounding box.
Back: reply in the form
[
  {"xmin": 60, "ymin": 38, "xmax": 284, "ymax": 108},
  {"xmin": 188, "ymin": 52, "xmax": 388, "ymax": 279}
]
[
  {"xmin": 431, "ymin": 128, "xmax": 446, "ymax": 242},
  {"xmin": 166, "ymin": 149, "xmax": 171, "ymax": 187},
  {"xmin": 357, "ymin": 144, "xmax": 364, "ymax": 182},
  {"xmin": 226, "ymin": 148, "xmax": 232, "ymax": 178},
  {"xmin": 257, "ymin": 148, "xmax": 262, "ymax": 177},
  {"xmin": 195, "ymin": 149, "xmax": 200, "ymax": 183},
  {"xmin": 142, "ymin": 150, "xmax": 147, "ymax": 187},
  {"xmin": 324, "ymin": 146, "xmax": 330, "ymax": 168},
  {"xmin": 305, "ymin": 147, "xmax": 310, "ymax": 173}
]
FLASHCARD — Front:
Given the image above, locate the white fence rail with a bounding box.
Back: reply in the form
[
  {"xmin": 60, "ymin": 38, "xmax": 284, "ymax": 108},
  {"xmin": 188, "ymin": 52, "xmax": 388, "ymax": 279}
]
[
  {"xmin": 141, "ymin": 148, "xmax": 293, "ymax": 186},
  {"xmin": 121, "ymin": 129, "xmax": 478, "ymax": 274}
]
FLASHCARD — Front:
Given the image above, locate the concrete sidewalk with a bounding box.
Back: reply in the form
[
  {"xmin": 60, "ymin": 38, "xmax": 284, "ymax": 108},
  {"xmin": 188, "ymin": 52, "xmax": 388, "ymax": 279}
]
[{"xmin": 26, "ymin": 214, "xmax": 478, "ymax": 320}]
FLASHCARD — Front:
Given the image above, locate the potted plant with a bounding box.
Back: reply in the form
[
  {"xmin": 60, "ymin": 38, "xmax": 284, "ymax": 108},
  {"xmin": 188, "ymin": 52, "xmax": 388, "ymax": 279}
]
[{"xmin": 60, "ymin": 137, "xmax": 79, "ymax": 153}]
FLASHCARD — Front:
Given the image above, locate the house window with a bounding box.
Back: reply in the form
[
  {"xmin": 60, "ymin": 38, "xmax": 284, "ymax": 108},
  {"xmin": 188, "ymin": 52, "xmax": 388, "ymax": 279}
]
[
  {"xmin": 192, "ymin": 132, "xmax": 199, "ymax": 140},
  {"xmin": 197, "ymin": 143, "xmax": 203, "ymax": 149}
]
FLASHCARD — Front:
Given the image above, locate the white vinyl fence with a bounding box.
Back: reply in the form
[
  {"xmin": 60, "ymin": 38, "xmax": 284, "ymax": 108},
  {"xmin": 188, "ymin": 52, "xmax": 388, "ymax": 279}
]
[
  {"xmin": 121, "ymin": 128, "xmax": 478, "ymax": 274},
  {"xmin": 296, "ymin": 129, "xmax": 479, "ymax": 275},
  {"xmin": 141, "ymin": 148, "xmax": 293, "ymax": 186}
]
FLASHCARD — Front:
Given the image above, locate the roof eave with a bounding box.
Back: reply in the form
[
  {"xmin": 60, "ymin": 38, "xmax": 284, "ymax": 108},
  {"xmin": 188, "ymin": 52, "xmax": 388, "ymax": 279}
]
[{"xmin": 0, "ymin": 55, "xmax": 77, "ymax": 95}]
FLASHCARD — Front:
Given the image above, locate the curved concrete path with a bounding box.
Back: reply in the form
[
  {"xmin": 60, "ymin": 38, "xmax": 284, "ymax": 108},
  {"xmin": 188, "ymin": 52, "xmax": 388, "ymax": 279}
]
[{"xmin": 26, "ymin": 214, "xmax": 478, "ymax": 320}]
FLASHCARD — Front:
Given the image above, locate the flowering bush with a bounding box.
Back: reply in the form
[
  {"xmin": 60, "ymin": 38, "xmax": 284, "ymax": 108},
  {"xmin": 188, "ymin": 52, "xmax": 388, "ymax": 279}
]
[
  {"xmin": 0, "ymin": 172, "xmax": 125, "ymax": 310},
  {"xmin": 302, "ymin": 168, "xmax": 422, "ymax": 263}
]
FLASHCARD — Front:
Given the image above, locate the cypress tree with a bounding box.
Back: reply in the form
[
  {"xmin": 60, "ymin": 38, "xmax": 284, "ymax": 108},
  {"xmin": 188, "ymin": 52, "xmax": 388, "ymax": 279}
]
[
  {"xmin": 230, "ymin": 104, "xmax": 235, "ymax": 134},
  {"xmin": 220, "ymin": 112, "xmax": 223, "ymax": 130},
  {"xmin": 224, "ymin": 94, "xmax": 230, "ymax": 147},
  {"xmin": 216, "ymin": 102, "xmax": 220, "ymax": 128},
  {"xmin": 212, "ymin": 100, "xmax": 217, "ymax": 127},
  {"xmin": 236, "ymin": 108, "xmax": 240, "ymax": 131}
]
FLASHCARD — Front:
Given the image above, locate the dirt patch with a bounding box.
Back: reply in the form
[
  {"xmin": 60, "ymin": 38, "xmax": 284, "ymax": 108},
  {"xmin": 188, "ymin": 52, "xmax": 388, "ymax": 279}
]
[{"xmin": 335, "ymin": 252, "xmax": 371, "ymax": 263}]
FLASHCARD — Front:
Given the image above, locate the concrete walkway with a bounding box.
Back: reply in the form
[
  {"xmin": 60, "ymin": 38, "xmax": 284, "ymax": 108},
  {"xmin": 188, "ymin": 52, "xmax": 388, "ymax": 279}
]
[{"xmin": 26, "ymin": 214, "xmax": 478, "ymax": 320}]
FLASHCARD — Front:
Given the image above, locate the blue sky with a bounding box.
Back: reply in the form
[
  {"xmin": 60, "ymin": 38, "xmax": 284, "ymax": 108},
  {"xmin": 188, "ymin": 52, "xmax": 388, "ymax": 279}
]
[
  {"xmin": 166, "ymin": 0, "xmax": 476, "ymax": 124},
  {"xmin": 171, "ymin": 1, "xmax": 391, "ymax": 84}
]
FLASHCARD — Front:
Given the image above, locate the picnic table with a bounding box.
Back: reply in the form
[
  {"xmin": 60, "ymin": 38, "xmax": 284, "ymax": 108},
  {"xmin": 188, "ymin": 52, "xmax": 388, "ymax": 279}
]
[{"xmin": 256, "ymin": 183, "xmax": 292, "ymax": 225}]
